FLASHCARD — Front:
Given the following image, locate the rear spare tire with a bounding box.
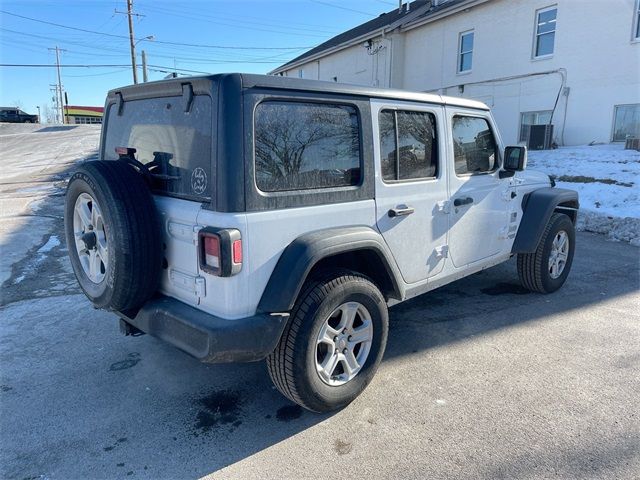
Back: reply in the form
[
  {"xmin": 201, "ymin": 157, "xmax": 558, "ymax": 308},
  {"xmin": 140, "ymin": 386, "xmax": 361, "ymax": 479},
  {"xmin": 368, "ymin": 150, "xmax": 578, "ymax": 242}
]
[{"xmin": 64, "ymin": 160, "xmax": 163, "ymax": 311}]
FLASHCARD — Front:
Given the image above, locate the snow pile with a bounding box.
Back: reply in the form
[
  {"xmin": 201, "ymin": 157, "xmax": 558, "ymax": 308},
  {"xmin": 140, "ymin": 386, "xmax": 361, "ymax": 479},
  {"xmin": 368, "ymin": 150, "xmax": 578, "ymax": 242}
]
[{"xmin": 528, "ymin": 144, "xmax": 639, "ymax": 245}]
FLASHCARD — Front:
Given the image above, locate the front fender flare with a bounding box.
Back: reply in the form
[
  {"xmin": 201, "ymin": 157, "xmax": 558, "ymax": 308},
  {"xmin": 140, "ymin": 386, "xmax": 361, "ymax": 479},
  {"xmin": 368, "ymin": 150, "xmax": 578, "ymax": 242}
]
[
  {"xmin": 257, "ymin": 226, "xmax": 404, "ymax": 313},
  {"xmin": 512, "ymin": 187, "xmax": 579, "ymax": 253}
]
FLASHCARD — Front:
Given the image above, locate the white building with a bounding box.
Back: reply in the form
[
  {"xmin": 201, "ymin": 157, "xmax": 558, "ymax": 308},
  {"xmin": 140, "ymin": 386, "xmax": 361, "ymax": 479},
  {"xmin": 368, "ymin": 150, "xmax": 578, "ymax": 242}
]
[{"xmin": 271, "ymin": 0, "xmax": 640, "ymax": 146}]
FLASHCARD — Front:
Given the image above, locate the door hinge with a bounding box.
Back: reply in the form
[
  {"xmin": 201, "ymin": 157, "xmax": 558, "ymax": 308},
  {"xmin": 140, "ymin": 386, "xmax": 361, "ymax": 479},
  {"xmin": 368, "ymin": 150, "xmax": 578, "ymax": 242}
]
[
  {"xmin": 195, "ymin": 277, "xmax": 206, "ymax": 298},
  {"xmin": 436, "ymin": 200, "xmax": 451, "ymax": 214},
  {"xmin": 193, "ymin": 225, "xmax": 202, "ymax": 243},
  {"xmin": 435, "ymin": 245, "xmax": 449, "ymax": 259}
]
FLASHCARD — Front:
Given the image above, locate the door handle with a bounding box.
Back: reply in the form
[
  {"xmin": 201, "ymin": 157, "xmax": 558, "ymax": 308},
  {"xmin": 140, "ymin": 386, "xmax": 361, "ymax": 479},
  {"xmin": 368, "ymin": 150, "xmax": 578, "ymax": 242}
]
[
  {"xmin": 453, "ymin": 197, "xmax": 474, "ymax": 207},
  {"xmin": 388, "ymin": 205, "xmax": 415, "ymax": 217}
]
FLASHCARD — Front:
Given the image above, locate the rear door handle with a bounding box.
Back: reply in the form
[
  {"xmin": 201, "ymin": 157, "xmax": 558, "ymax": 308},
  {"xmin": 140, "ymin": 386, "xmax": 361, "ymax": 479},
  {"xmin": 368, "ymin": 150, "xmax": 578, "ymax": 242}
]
[
  {"xmin": 388, "ymin": 205, "xmax": 415, "ymax": 217},
  {"xmin": 453, "ymin": 197, "xmax": 474, "ymax": 207}
]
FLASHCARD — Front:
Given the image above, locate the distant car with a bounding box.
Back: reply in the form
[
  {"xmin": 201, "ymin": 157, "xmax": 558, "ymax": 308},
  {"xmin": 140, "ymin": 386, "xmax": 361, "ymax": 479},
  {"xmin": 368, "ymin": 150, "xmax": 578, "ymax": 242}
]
[{"xmin": 0, "ymin": 108, "xmax": 39, "ymax": 123}]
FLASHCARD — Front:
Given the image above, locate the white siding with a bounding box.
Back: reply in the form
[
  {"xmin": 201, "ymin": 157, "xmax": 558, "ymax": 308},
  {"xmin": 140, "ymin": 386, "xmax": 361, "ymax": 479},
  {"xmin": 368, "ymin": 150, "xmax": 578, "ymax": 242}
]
[{"xmin": 280, "ymin": 0, "xmax": 640, "ymax": 146}]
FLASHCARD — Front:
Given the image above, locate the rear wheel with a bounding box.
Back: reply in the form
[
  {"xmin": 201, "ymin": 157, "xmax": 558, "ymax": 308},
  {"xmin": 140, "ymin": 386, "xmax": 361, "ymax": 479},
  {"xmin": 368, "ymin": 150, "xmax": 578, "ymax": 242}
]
[
  {"xmin": 517, "ymin": 212, "xmax": 575, "ymax": 293},
  {"xmin": 267, "ymin": 271, "xmax": 388, "ymax": 412}
]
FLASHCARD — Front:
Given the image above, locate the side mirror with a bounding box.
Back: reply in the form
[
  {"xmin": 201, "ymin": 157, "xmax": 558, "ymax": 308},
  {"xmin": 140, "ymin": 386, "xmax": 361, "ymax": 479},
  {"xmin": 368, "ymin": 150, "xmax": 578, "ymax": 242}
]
[{"xmin": 504, "ymin": 146, "xmax": 527, "ymax": 171}]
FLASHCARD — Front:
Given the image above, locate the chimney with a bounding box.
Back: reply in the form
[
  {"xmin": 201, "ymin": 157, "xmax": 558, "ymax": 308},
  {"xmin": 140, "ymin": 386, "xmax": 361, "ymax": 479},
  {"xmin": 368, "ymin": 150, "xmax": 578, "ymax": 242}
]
[{"xmin": 398, "ymin": 1, "xmax": 411, "ymax": 13}]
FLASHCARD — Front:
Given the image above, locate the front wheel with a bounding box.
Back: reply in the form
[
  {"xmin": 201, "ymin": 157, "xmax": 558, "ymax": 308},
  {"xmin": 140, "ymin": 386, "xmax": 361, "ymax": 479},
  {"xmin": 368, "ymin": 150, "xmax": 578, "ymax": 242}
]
[
  {"xmin": 267, "ymin": 271, "xmax": 388, "ymax": 413},
  {"xmin": 517, "ymin": 212, "xmax": 575, "ymax": 293}
]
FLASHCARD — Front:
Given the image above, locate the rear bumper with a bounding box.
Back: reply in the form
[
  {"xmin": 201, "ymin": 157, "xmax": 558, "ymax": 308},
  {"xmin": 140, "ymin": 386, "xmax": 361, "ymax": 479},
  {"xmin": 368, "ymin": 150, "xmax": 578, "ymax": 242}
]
[{"xmin": 118, "ymin": 296, "xmax": 289, "ymax": 363}]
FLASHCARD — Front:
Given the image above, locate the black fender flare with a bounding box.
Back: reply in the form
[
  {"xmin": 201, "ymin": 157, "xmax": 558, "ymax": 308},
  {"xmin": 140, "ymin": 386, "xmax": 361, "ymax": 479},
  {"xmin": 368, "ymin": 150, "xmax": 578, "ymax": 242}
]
[
  {"xmin": 257, "ymin": 226, "xmax": 404, "ymax": 313},
  {"xmin": 512, "ymin": 187, "xmax": 579, "ymax": 253}
]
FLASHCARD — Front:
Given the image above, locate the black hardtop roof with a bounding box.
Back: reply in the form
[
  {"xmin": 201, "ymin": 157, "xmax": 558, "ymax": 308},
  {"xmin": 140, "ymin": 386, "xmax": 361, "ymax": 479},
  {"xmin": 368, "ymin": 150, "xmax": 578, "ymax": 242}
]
[{"xmin": 107, "ymin": 73, "xmax": 489, "ymax": 111}]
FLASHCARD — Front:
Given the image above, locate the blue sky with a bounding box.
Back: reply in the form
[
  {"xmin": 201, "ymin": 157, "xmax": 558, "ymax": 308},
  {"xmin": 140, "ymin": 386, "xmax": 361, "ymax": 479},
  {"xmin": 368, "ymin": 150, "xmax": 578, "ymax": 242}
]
[{"xmin": 0, "ymin": 0, "xmax": 398, "ymax": 116}]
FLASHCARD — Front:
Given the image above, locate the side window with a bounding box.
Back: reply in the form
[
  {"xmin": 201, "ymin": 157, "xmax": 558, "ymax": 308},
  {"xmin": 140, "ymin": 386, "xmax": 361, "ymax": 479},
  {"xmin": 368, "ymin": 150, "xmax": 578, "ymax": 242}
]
[
  {"xmin": 452, "ymin": 116, "xmax": 498, "ymax": 175},
  {"xmin": 379, "ymin": 109, "xmax": 438, "ymax": 181},
  {"xmin": 534, "ymin": 6, "xmax": 557, "ymax": 58},
  {"xmin": 254, "ymin": 101, "xmax": 361, "ymax": 192},
  {"xmin": 458, "ymin": 30, "xmax": 474, "ymax": 73}
]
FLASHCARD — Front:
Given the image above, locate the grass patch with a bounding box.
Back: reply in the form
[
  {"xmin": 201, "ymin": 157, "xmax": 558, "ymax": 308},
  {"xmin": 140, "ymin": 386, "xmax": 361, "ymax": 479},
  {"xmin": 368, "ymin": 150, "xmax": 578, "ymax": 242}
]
[{"xmin": 551, "ymin": 175, "xmax": 634, "ymax": 187}]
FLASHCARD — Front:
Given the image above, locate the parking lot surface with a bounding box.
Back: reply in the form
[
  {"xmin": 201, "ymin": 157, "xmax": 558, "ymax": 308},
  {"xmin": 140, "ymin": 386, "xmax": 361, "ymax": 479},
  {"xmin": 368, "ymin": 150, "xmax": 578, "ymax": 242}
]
[{"xmin": 1, "ymin": 125, "xmax": 639, "ymax": 479}]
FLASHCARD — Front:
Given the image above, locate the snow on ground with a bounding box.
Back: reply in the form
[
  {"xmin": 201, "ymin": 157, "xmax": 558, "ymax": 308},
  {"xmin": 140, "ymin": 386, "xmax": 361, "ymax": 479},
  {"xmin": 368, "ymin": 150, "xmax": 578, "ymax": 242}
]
[
  {"xmin": 0, "ymin": 123, "xmax": 100, "ymax": 285},
  {"xmin": 528, "ymin": 144, "xmax": 639, "ymax": 244}
]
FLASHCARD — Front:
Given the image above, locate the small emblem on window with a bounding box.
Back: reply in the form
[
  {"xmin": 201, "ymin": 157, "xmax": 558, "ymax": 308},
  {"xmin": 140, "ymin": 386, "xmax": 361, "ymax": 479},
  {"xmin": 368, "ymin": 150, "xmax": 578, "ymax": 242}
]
[{"xmin": 191, "ymin": 167, "xmax": 207, "ymax": 195}]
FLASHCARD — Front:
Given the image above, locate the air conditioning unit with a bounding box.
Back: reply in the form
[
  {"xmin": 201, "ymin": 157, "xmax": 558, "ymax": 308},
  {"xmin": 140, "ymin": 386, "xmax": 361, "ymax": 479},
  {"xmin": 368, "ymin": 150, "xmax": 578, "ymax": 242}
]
[
  {"xmin": 624, "ymin": 138, "xmax": 640, "ymax": 151},
  {"xmin": 527, "ymin": 124, "xmax": 554, "ymax": 150}
]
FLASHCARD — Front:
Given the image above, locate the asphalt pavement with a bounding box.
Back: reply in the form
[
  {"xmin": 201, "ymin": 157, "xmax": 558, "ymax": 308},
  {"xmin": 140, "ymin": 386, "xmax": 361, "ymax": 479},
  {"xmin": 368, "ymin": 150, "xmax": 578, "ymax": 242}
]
[{"xmin": 1, "ymin": 124, "xmax": 639, "ymax": 479}]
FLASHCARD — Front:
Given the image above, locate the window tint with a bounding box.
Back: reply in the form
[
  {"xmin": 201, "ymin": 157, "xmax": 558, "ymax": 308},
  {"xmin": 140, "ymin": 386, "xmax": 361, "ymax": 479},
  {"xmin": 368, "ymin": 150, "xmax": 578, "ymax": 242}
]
[
  {"xmin": 459, "ymin": 31, "xmax": 474, "ymax": 72},
  {"xmin": 452, "ymin": 116, "xmax": 498, "ymax": 175},
  {"xmin": 255, "ymin": 101, "xmax": 361, "ymax": 192},
  {"xmin": 379, "ymin": 110, "xmax": 438, "ymax": 181},
  {"xmin": 103, "ymin": 95, "xmax": 212, "ymax": 200},
  {"xmin": 535, "ymin": 7, "xmax": 557, "ymax": 57}
]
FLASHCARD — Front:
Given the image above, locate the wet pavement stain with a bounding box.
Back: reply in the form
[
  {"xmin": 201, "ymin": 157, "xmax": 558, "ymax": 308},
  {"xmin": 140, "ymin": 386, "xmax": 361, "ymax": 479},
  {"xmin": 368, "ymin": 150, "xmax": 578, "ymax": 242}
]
[
  {"xmin": 109, "ymin": 353, "xmax": 141, "ymax": 371},
  {"xmin": 481, "ymin": 283, "xmax": 530, "ymax": 296},
  {"xmin": 334, "ymin": 439, "xmax": 353, "ymax": 455},
  {"xmin": 104, "ymin": 436, "xmax": 128, "ymax": 452},
  {"xmin": 276, "ymin": 405, "xmax": 303, "ymax": 422},
  {"xmin": 193, "ymin": 390, "xmax": 242, "ymax": 435}
]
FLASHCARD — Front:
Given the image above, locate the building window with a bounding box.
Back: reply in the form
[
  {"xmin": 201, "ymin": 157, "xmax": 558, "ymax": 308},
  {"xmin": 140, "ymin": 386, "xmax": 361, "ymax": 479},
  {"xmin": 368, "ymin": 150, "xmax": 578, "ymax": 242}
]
[
  {"xmin": 534, "ymin": 6, "xmax": 557, "ymax": 57},
  {"xmin": 458, "ymin": 30, "xmax": 474, "ymax": 73},
  {"xmin": 379, "ymin": 110, "xmax": 438, "ymax": 181},
  {"xmin": 519, "ymin": 110, "xmax": 552, "ymax": 142},
  {"xmin": 298, "ymin": 69, "xmax": 303, "ymax": 78},
  {"xmin": 452, "ymin": 116, "xmax": 498, "ymax": 175},
  {"xmin": 254, "ymin": 101, "xmax": 361, "ymax": 192},
  {"xmin": 612, "ymin": 104, "xmax": 640, "ymax": 142}
]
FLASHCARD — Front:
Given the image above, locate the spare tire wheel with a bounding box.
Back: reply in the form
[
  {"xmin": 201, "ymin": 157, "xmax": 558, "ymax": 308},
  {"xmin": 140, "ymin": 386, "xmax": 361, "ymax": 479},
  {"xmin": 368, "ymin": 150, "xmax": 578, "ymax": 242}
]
[{"xmin": 64, "ymin": 160, "xmax": 163, "ymax": 311}]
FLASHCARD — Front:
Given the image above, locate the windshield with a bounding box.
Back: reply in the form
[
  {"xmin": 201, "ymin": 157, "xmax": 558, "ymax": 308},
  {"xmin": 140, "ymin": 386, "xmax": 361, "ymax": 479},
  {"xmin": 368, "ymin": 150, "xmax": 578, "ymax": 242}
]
[{"xmin": 103, "ymin": 95, "xmax": 213, "ymax": 201}]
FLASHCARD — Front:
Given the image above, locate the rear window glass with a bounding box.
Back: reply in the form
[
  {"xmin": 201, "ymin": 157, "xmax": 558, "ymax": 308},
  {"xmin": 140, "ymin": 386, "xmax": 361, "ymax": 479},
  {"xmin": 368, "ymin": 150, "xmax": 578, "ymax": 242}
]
[
  {"xmin": 254, "ymin": 101, "xmax": 361, "ymax": 192},
  {"xmin": 103, "ymin": 95, "xmax": 212, "ymax": 200}
]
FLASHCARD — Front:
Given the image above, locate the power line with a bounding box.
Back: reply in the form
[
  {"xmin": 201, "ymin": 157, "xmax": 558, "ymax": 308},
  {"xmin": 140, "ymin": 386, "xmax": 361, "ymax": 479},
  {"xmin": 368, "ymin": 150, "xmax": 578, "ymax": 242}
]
[
  {"xmin": 1, "ymin": 64, "xmax": 134, "ymax": 67},
  {"xmin": 138, "ymin": 4, "xmax": 336, "ymax": 37},
  {"xmin": 0, "ymin": 10, "xmax": 315, "ymax": 50},
  {"xmin": 307, "ymin": 0, "xmax": 377, "ymax": 16},
  {"xmin": 0, "ymin": 63, "xmax": 213, "ymax": 74},
  {"xmin": 0, "ymin": 29, "xmax": 306, "ymax": 63}
]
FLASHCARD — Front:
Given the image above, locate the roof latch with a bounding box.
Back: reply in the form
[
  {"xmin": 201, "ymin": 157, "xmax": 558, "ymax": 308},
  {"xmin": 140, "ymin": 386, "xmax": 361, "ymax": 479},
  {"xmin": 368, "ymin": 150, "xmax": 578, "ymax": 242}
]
[{"xmin": 182, "ymin": 83, "xmax": 194, "ymax": 113}]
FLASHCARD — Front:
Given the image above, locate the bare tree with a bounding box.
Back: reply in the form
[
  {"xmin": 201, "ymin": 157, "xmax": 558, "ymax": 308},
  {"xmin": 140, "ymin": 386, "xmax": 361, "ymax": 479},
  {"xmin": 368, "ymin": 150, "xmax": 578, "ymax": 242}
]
[
  {"xmin": 41, "ymin": 105, "xmax": 57, "ymax": 124},
  {"xmin": 255, "ymin": 103, "xmax": 359, "ymax": 189}
]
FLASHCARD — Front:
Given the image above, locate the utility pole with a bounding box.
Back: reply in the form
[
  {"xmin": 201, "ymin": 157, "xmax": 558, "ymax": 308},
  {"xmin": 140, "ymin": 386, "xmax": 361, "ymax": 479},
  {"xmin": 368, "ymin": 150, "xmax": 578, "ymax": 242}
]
[
  {"xmin": 141, "ymin": 50, "xmax": 148, "ymax": 82},
  {"xmin": 115, "ymin": 0, "xmax": 146, "ymax": 84},
  {"xmin": 48, "ymin": 46, "xmax": 66, "ymax": 124},
  {"xmin": 127, "ymin": 0, "xmax": 137, "ymax": 84}
]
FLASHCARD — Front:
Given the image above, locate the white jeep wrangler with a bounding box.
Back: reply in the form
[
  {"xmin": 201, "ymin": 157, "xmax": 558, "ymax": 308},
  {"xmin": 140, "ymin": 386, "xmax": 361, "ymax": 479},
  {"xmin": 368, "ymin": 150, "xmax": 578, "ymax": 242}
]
[{"xmin": 65, "ymin": 74, "xmax": 578, "ymax": 412}]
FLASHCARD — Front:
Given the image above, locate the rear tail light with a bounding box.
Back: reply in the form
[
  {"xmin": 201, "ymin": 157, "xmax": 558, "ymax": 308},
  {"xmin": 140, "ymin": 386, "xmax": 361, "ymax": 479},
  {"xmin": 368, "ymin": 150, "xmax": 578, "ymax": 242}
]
[{"xmin": 198, "ymin": 228, "xmax": 242, "ymax": 277}]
